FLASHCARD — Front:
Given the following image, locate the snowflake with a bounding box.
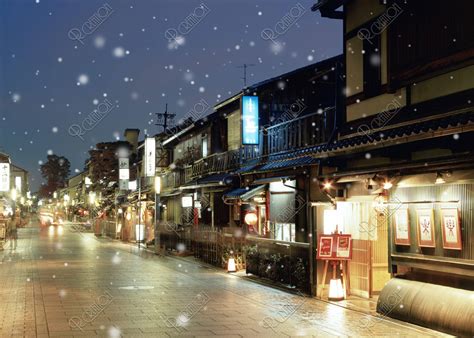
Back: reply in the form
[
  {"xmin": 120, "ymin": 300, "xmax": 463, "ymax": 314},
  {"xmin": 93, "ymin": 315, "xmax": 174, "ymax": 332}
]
[
  {"xmin": 113, "ymin": 47, "xmax": 125, "ymax": 58},
  {"xmin": 77, "ymin": 74, "xmax": 89, "ymax": 85},
  {"xmin": 94, "ymin": 36, "xmax": 106, "ymax": 49}
]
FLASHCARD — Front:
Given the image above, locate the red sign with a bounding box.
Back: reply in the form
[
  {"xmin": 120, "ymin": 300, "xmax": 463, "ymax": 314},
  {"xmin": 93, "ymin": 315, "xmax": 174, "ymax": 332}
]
[{"xmin": 317, "ymin": 234, "xmax": 352, "ymax": 260}]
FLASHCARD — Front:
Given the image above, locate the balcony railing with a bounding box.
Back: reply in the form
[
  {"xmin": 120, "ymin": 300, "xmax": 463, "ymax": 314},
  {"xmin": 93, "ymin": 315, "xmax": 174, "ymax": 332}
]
[
  {"xmin": 179, "ymin": 109, "xmax": 334, "ymax": 182},
  {"xmin": 162, "ymin": 170, "xmax": 185, "ymax": 190},
  {"xmin": 266, "ymin": 108, "xmax": 333, "ymax": 154},
  {"xmin": 184, "ymin": 149, "xmax": 239, "ymax": 181}
]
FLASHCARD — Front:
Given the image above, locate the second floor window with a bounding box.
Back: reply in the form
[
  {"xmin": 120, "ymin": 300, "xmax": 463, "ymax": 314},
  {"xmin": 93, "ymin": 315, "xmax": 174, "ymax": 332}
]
[{"xmin": 201, "ymin": 138, "xmax": 208, "ymax": 158}]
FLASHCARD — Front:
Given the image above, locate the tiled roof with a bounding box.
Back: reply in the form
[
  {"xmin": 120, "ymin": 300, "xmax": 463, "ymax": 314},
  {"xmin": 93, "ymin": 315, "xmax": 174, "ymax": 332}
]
[{"xmin": 238, "ymin": 111, "xmax": 474, "ymax": 174}]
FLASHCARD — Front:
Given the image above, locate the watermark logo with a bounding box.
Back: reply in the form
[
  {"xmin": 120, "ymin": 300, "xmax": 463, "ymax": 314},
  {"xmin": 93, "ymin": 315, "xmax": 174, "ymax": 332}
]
[
  {"xmin": 358, "ymin": 286, "xmax": 403, "ymax": 331},
  {"xmin": 68, "ymin": 3, "xmax": 114, "ymax": 45},
  {"xmin": 163, "ymin": 221, "xmax": 181, "ymax": 239},
  {"xmin": 68, "ymin": 98, "xmax": 114, "ymax": 141},
  {"xmin": 357, "ymin": 3, "xmax": 403, "ymax": 45},
  {"xmin": 260, "ymin": 291, "xmax": 307, "ymax": 332},
  {"xmin": 261, "ymin": 3, "xmax": 307, "ymax": 45},
  {"xmin": 262, "ymin": 99, "xmax": 307, "ymax": 136},
  {"xmin": 357, "ymin": 97, "xmax": 402, "ymax": 142},
  {"xmin": 69, "ymin": 291, "xmax": 114, "ymax": 331},
  {"xmin": 165, "ymin": 99, "xmax": 210, "ymax": 140},
  {"xmin": 160, "ymin": 292, "xmax": 210, "ymax": 333},
  {"xmin": 275, "ymin": 194, "xmax": 306, "ymax": 224},
  {"xmin": 359, "ymin": 195, "xmax": 403, "ymax": 239},
  {"xmin": 165, "ymin": 3, "xmax": 210, "ymax": 48}
]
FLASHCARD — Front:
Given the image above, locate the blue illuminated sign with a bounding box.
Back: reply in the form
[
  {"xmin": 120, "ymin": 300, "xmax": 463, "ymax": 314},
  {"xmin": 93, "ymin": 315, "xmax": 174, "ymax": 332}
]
[{"xmin": 242, "ymin": 96, "xmax": 259, "ymax": 145}]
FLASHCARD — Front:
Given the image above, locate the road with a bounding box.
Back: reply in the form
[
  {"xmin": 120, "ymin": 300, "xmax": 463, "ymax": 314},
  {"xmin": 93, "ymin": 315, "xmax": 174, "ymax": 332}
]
[{"xmin": 0, "ymin": 220, "xmax": 448, "ymax": 337}]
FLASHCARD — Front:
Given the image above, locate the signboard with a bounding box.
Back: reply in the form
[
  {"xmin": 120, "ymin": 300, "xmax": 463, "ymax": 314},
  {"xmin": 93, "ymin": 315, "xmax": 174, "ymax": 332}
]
[
  {"xmin": 317, "ymin": 236, "xmax": 333, "ymax": 259},
  {"xmin": 118, "ymin": 157, "xmax": 129, "ymax": 190},
  {"xmin": 144, "ymin": 137, "xmax": 156, "ymax": 177},
  {"xmin": 317, "ymin": 234, "xmax": 352, "ymax": 260},
  {"xmin": 0, "ymin": 163, "xmax": 10, "ymax": 192},
  {"xmin": 441, "ymin": 208, "xmax": 462, "ymax": 250},
  {"xmin": 242, "ymin": 96, "xmax": 259, "ymax": 145}
]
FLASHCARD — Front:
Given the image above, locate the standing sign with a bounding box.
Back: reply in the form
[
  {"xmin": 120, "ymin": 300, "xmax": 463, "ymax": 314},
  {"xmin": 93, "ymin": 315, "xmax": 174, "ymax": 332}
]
[
  {"xmin": 118, "ymin": 158, "xmax": 129, "ymax": 190},
  {"xmin": 144, "ymin": 137, "xmax": 156, "ymax": 177},
  {"xmin": 317, "ymin": 234, "xmax": 352, "ymax": 260},
  {"xmin": 0, "ymin": 163, "xmax": 10, "ymax": 192},
  {"xmin": 242, "ymin": 96, "xmax": 259, "ymax": 145}
]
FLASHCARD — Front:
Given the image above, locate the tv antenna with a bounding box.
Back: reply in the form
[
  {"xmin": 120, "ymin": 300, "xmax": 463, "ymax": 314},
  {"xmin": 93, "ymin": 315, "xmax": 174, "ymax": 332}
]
[
  {"xmin": 155, "ymin": 104, "xmax": 176, "ymax": 132},
  {"xmin": 237, "ymin": 64, "xmax": 255, "ymax": 89}
]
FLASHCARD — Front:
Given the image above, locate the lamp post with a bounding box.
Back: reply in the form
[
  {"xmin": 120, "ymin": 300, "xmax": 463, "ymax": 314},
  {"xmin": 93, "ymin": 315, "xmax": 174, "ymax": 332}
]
[
  {"xmin": 154, "ymin": 176, "xmax": 161, "ymax": 254},
  {"xmin": 137, "ymin": 166, "xmax": 141, "ymax": 249}
]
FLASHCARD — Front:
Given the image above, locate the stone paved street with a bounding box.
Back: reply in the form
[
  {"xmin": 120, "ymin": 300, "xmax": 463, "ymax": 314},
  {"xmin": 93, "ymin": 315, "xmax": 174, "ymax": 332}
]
[{"xmin": 0, "ymin": 221, "xmax": 449, "ymax": 337}]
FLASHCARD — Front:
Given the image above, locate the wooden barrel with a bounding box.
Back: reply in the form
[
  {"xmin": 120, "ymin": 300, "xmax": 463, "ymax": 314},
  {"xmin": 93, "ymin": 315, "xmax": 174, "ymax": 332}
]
[{"xmin": 377, "ymin": 278, "xmax": 474, "ymax": 336}]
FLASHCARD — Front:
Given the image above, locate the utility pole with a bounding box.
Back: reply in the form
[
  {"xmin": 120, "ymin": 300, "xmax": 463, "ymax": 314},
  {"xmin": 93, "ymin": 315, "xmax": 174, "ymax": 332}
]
[
  {"xmin": 137, "ymin": 165, "xmax": 141, "ymax": 250},
  {"xmin": 155, "ymin": 104, "xmax": 176, "ymax": 132},
  {"xmin": 237, "ymin": 64, "xmax": 255, "ymax": 89}
]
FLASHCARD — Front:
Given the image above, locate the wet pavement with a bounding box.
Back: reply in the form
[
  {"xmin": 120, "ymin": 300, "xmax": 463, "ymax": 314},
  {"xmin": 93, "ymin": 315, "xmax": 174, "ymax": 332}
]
[{"xmin": 0, "ymin": 221, "xmax": 449, "ymax": 337}]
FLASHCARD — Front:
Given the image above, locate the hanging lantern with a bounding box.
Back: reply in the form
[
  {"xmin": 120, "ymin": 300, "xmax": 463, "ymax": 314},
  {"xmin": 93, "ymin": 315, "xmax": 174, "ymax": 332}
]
[{"xmin": 244, "ymin": 212, "xmax": 258, "ymax": 226}]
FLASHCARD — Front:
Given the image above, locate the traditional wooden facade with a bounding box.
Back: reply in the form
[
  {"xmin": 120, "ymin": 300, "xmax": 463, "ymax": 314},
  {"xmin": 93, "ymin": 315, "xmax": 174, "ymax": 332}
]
[{"xmin": 312, "ymin": 0, "xmax": 474, "ymax": 335}]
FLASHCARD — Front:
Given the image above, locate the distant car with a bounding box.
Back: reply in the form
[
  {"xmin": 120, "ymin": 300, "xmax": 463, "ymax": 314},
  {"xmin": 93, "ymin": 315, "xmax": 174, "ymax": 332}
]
[{"xmin": 39, "ymin": 210, "xmax": 54, "ymax": 226}]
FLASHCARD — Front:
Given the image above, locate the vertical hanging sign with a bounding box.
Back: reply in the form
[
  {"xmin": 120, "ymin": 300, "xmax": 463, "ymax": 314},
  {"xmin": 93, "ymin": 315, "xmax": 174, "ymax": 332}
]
[
  {"xmin": 118, "ymin": 158, "xmax": 129, "ymax": 190},
  {"xmin": 0, "ymin": 163, "xmax": 10, "ymax": 192},
  {"xmin": 144, "ymin": 137, "xmax": 156, "ymax": 177},
  {"xmin": 242, "ymin": 96, "xmax": 259, "ymax": 145}
]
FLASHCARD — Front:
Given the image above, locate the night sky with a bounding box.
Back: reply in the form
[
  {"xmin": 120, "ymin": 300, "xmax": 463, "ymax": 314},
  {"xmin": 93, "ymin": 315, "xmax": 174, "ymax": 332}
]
[{"xmin": 0, "ymin": 0, "xmax": 341, "ymax": 191}]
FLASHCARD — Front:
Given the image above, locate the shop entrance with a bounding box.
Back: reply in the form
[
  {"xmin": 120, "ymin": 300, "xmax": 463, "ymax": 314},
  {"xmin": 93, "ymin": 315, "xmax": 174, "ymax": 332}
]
[{"xmin": 320, "ymin": 196, "xmax": 391, "ymax": 298}]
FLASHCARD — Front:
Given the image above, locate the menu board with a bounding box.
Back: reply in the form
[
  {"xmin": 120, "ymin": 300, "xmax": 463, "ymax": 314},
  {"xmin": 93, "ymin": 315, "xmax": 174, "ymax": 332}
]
[{"xmin": 317, "ymin": 234, "xmax": 352, "ymax": 260}]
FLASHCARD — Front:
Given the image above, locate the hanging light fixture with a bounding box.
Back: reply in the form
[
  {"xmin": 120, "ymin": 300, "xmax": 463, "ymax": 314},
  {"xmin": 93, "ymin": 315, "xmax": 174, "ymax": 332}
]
[
  {"xmin": 383, "ymin": 181, "xmax": 393, "ymax": 190},
  {"xmin": 435, "ymin": 172, "xmax": 445, "ymax": 184}
]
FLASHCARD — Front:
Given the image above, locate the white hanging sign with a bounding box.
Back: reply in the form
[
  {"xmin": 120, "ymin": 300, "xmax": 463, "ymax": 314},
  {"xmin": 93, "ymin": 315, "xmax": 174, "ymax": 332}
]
[{"xmin": 0, "ymin": 163, "xmax": 10, "ymax": 192}]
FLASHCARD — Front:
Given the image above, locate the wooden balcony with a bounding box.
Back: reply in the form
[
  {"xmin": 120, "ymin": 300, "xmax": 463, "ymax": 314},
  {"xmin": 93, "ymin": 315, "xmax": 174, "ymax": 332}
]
[
  {"xmin": 161, "ymin": 170, "xmax": 185, "ymax": 190},
  {"xmin": 185, "ymin": 149, "xmax": 240, "ymax": 182},
  {"xmin": 181, "ymin": 109, "xmax": 334, "ymax": 182},
  {"xmin": 266, "ymin": 108, "xmax": 333, "ymax": 155}
]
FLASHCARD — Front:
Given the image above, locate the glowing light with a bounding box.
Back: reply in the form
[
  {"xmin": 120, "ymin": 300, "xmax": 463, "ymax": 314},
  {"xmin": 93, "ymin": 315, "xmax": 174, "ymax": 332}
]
[
  {"xmin": 89, "ymin": 192, "xmax": 96, "ymax": 205},
  {"xmin": 435, "ymin": 173, "xmax": 445, "ymax": 184},
  {"xmin": 227, "ymin": 257, "xmax": 236, "ymax": 273},
  {"xmin": 323, "ymin": 182, "xmax": 332, "ymax": 190},
  {"xmin": 182, "ymin": 196, "xmax": 193, "ymax": 208},
  {"xmin": 383, "ymin": 181, "xmax": 393, "ymax": 190},
  {"xmin": 244, "ymin": 212, "xmax": 258, "ymax": 226},
  {"xmin": 328, "ymin": 279, "xmax": 344, "ymax": 301},
  {"xmin": 154, "ymin": 176, "xmax": 161, "ymax": 194}
]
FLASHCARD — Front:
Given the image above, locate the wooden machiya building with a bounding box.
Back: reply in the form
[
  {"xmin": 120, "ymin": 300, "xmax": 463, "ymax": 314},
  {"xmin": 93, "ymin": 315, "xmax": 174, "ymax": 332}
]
[
  {"xmin": 156, "ymin": 56, "xmax": 343, "ymax": 291},
  {"xmin": 312, "ymin": 0, "xmax": 474, "ymax": 335}
]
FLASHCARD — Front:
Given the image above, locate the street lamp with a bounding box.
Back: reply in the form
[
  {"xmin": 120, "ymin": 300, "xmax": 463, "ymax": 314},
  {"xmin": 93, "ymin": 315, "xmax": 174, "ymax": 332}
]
[
  {"xmin": 10, "ymin": 189, "xmax": 17, "ymax": 201},
  {"xmin": 154, "ymin": 176, "xmax": 161, "ymax": 254}
]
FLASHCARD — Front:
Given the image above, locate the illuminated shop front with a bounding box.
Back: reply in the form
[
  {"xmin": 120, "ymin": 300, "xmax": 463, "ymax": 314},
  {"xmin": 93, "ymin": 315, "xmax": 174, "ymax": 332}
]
[{"xmin": 315, "ymin": 175, "xmax": 392, "ymax": 299}]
